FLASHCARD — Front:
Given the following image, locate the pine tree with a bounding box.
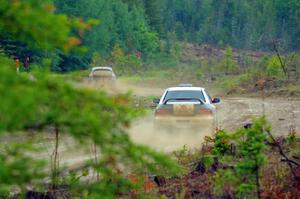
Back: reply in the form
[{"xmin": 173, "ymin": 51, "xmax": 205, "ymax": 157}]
[{"xmin": 144, "ymin": 0, "xmax": 163, "ymax": 34}]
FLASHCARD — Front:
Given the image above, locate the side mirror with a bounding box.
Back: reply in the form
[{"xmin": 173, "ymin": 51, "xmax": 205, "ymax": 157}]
[
  {"xmin": 153, "ymin": 99, "xmax": 160, "ymax": 104},
  {"xmin": 212, "ymin": 98, "xmax": 221, "ymax": 104}
]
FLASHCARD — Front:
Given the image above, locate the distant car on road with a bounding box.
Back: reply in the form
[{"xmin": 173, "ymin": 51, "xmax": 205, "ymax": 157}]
[
  {"xmin": 153, "ymin": 84, "xmax": 220, "ymax": 132},
  {"xmin": 88, "ymin": 66, "xmax": 116, "ymax": 88}
]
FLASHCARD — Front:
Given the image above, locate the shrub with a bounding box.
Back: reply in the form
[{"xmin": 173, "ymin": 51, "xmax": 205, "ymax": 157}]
[
  {"xmin": 266, "ymin": 56, "xmax": 284, "ymax": 77},
  {"xmin": 213, "ymin": 117, "xmax": 269, "ymax": 198},
  {"xmin": 0, "ymin": 54, "xmax": 180, "ymax": 196}
]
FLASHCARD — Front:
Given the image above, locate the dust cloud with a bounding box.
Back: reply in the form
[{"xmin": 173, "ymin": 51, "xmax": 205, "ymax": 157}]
[
  {"xmin": 81, "ymin": 79, "xmax": 214, "ymax": 152},
  {"xmin": 128, "ymin": 114, "xmax": 214, "ymax": 152},
  {"xmin": 79, "ymin": 78, "xmax": 164, "ymax": 96},
  {"xmin": 114, "ymin": 80, "xmax": 164, "ymax": 96}
]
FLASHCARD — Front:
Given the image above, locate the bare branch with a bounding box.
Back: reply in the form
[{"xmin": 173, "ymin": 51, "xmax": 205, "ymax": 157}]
[
  {"xmin": 266, "ymin": 129, "xmax": 300, "ymax": 182},
  {"xmin": 272, "ymin": 39, "xmax": 287, "ymax": 77}
]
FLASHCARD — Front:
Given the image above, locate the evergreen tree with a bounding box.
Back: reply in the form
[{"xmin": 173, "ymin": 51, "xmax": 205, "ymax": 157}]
[{"xmin": 144, "ymin": 0, "xmax": 163, "ymax": 34}]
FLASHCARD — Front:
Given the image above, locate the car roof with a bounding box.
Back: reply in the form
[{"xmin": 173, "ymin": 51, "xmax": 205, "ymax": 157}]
[
  {"xmin": 167, "ymin": 87, "xmax": 205, "ymax": 91},
  {"xmin": 92, "ymin": 66, "xmax": 113, "ymax": 71},
  {"xmin": 177, "ymin": 83, "xmax": 193, "ymax": 87}
]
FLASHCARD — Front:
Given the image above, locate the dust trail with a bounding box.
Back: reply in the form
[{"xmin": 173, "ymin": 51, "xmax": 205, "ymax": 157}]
[
  {"xmin": 114, "ymin": 80, "xmax": 164, "ymax": 96},
  {"xmin": 78, "ymin": 78, "xmax": 164, "ymax": 96},
  {"xmin": 81, "ymin": 79, "xmax": 213, "ymax": 152},
  {"xmin": 128, "ymin": 114, "xmax": 213, "ymax": 152}
]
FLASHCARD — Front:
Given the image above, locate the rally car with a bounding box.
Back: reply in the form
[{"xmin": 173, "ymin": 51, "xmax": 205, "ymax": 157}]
[
  {"xmin": 88, "ymin": 66, "xmax": 116, "ymax": 88},
  {"xmin": 153, "ymin": 84, "xmax": 220, "ymax": 132}
]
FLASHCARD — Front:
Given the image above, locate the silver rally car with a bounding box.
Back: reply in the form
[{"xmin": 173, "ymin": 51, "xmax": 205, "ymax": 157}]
[
  {"xmin": 153, "ymin": 84, "xmax": 220, "ymax": 132},
  {"xmin": 88, "ymin": 66, "xmax": 117, "ymax": 88}
]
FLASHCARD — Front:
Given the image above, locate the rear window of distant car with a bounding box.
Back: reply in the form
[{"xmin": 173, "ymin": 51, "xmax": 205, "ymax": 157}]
[
  {"xmin": 93, "ymin": 69, "xmax": 113, "ymax": 76},
  {"xmin": 164, "ymin": 90, "xmax": 206, "ymax": 102}
]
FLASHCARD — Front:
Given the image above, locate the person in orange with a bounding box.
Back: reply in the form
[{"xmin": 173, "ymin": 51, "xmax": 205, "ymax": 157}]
[{"xmin": 15, "ymin": 58, "xmax": 20, "ymax": 73}]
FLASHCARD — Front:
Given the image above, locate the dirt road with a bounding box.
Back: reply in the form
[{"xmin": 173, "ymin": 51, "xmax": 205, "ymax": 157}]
[
  {"xmin": 120, "ymin": 81, "xmax": 300, "ymax": 136},
  {"xmin": 68, "ymin": 79, "xmax": 300, "ymax": 153},
  {"xmin": 217, "ymin": 97, "xmax": 300, "ymax": 136},
  {"xmin": 2, "ymin": 75, "xmax": 298, "ymax": 183},
  {"xmin": 30, "ymin": 81, "xmax": 300, "ymax": 169},
  {"xmin": 126, "ymin": 84, "xmax": 300, "ymax": 151}
]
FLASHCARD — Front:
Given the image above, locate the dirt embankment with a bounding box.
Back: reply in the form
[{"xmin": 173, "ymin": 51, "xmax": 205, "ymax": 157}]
[{"xmin": 181, "ymin": 43, "xmax": 267, "ymax": 63}]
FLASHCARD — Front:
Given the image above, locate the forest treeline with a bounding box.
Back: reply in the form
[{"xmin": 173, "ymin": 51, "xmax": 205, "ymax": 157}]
[{"xmin": 1, "ymin": 0, "xmax": 300, "ymax": 71}]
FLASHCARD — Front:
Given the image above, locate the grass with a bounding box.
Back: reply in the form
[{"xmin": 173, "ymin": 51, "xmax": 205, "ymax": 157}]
[
  {"xmin": 120, "ymin": 69, "xmax": 251, "ymax": 96},
  {"xmin": 120, "ymin": 70, "xmax": 172, "ymax": 85},
  {"xmin": 210, "ymin": 74, "xmax": 254, "ymax": 95},
  {"xmin": 62, "ymin": 65, "xmax": 300, "ymax": 98},
  {"xmin": 287, "ymin": 84, "xmax": 300, "ymax": 97}
]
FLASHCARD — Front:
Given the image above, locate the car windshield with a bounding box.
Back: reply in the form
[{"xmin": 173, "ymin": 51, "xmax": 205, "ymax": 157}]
[{"xmin": 164, "ymin": 90, "xmax": 205, "ymax": 103}]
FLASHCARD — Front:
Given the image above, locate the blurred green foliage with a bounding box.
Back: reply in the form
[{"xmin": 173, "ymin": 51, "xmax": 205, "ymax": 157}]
[
  {"xmin": 0, "ymin": 0, "xmax": 90, "ymax": 51},
  {"xmin": 0, "ymin": 142, "xmax": 46, "ymax": 195},
  {"xmin": 0, "ymin": 52, "xmax": 180, "ymax": 196},
  {"xmin": 0, "ymin": 0, "xmax": 180, "ymax": 197}
]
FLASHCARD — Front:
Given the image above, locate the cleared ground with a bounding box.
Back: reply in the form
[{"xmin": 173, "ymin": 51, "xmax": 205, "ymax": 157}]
[
  {"xmin": 122, "ymin": 81, "xmax": 300, "ymax": 151},
  {"xmin": 4, "ymin": 79, "xmax": 297, "ymax": 171},
  {"xmin": 217, "ymin": 97, "xmax": 300, "ymax": 136},
  {"xmin": 128, "ymin": 97, "xmax": 300, "ymax": 152}
]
